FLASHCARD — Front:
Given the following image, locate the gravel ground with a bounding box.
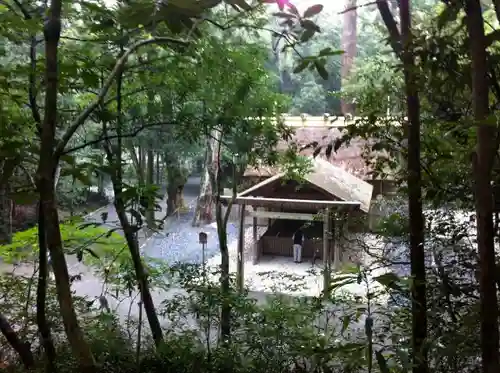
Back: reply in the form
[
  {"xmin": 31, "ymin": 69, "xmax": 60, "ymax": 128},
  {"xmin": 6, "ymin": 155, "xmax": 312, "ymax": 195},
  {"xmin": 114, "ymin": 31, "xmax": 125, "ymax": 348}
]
[{"xmin": 143, "ymin": 211, "xmax": 241, "ymax": 265}]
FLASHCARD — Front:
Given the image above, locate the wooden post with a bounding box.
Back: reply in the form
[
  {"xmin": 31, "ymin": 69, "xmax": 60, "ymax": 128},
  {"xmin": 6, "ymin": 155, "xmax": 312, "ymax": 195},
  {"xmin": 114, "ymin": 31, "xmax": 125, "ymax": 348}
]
[
  {"xmin": 237, "ymin": 204, "xmax": 246, "ymax": 293},
  {"xmin": 323, "ymin": 207, "xmax": 330, "ymax": 298},
  {"xmin": 252, "ymin": 216, "xmax": 258, "ymax": 264},
  {"xmin": 333, "ymin": 213, "xmax": 341, "ymax": 270}
]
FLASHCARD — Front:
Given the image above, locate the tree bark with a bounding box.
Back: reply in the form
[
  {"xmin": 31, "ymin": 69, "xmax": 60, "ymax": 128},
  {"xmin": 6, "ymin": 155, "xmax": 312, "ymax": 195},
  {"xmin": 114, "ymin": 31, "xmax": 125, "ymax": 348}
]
[
  {"xmin": 192, "ymin": 129, "xmax": 219, "ymax": 226},
  {"xmin": 399, "ymin": 1, "xmax": 427, "ymax": 372},
  {"xmin": 126, "ymin": 143, "xmax": 144, "ymax": 185},
  {"xmin": 377, "ymin": 1, "xmax": 427, "ymax": 372},
  {"xmin": 103, "ymin": 62, "xmax": 164, "ymax": 348},
  {"xmin": 155, "ymin": 153, "xmax": 161, "ymax": 185},
  {"xmin": 464, "ymin": 1, "xmax": 500, "ymax": 372},
  {"xmin": 113, "ymin": 191, "xmax": 164, "ymax": 346},
  {"xmin": 146, "ymin": 147, "xmax": 155, "ymax": 228},
  {"xmin": 0, "ymin": 312, "xmax": 34, "ymax": 369},
  {"xmin": 36, "ymin": 202, "xmax": 57, "ymax": 371},
  {"xmin": 0, "ymin": 159, "xmax": 18, "ymax": 244},
  {"xmin": 0, "ymin": 183, "xmax": 12, "ymax": 244},
  {"xmin": 216, "ymin": 200, "xmax": 231, "ymax": 341},
  {"xmin": 341, "ymin": 0, "xmax": 357, "ymax": 116},
  {"xmin": 38, "ymin": 0, "xmax": 96, "ymax": 370}
]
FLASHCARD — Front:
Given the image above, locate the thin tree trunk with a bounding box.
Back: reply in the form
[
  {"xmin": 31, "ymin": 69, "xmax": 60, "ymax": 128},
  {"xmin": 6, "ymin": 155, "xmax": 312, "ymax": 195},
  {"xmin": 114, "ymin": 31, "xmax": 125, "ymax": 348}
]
[
  {"xmin": 0, "ymin": 159, "xmax": 18, "ymax": 244},
  {"xmin": 36, "ymin": 202, "xmax": 57, "ymax": 371},
  {"xmin": 377, "ymin": 1, "xmax": 427, "ymax": 372},
  {"xmin": 464, "ymin": 1, "xmax": 500, "ymax": 372},
  {"xmin": 126, "ymin": 143, "xmax": 144, "ymax": 185},
  {"xmin": 0, "ymin": 312, "xmax": 34, "ymax": 369},
  {"xmin": 216, "ymin": 200, "xmax": 231, "ymax": 341},
  {"xmin": 103, "ymin": 60, "xmax": 164, "ymax": 347},
  {"xmin": 0, "ymin": 183, "xmax": 12, "ymax": 244},
  {"xmin": 146, "ymin": 147, "xmax": 155, "ymax": 228},
  {"xmin": 211, "ymin": 125, "xmax": 231, "ymax": 341},
  {"xmin": 341, "ymin": 0, "xmax": 357, "ymax": 116},
  {"xmin": 140, "ymin": 147, "xmax": 146, "ymax": 175},
  {"xmin": 192, "ymin": 130, "xmax": 219, "ymax": 226},
  {"xmin": 39, "ymin": 1, "xmax": 96, "ymax": 370},
  {"xmin": 399, "ymin": 1, "xmax": 427, "ymax": 372},
  {"xmin": 155, "ymin": 153, "xmax": 161, "ymax": 185}
]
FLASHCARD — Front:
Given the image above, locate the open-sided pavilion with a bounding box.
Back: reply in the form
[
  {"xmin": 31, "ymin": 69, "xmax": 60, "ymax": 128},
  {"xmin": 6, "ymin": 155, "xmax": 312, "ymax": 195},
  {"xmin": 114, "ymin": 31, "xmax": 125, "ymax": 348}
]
[{"xmin": 220, "ymin": 157, "xmax": 374, "ymax": 295}]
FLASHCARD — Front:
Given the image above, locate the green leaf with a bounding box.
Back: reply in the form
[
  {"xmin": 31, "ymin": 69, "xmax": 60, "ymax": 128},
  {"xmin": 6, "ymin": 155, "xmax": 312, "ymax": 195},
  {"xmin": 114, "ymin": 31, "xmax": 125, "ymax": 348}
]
[
  {"xmin": 272, "ymin": 12, "xmax": 296, "ymax": 19},
  {"xmin": 301, "ymin": 19, "xmax": 320, "ymax": 32},
  {"xmin": 314, "ymin": 60, "xmax": 329, "ymax": 80},
  {"xmin": 375, "ymin": 350, "xmax": 390, "ymax": 373},
  {"xmin": 341, "ymin": 315, "xmax": 350, "ymax": 335},
  {"xmin": 303, "ymin": 4, "xmax": 323, "ymax": 18},
  {"xmin": 78, "ymin": 222, "xmax": 101, "ymax": 230},
  {"xmin": 319, "ymin": 47, "xmax": 344, "ymax": 57},
  {"xmin": 437, "ymin": 4, "xmax": 460, "ymax": 29},
  {"xmin": 300, "ymin": 28, "xmax": 316, "ymax": 43},
  {"xmin": 84, "ymin": 247, "xmax": 100, "ymax": 259},
  {"xmin": 373, "ymin": 272, "xmax": 402, "ymax": 291},
  {"xmin": 293, "ymin": 59, "xmax": 310, "ymax": 74}
]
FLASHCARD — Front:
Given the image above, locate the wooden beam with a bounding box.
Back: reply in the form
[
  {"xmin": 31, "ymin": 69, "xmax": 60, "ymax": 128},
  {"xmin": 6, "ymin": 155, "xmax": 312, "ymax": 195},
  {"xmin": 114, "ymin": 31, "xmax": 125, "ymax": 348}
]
[
  {"xmin": 249, "ymin": 210, "xmax": 318, "ymax": 221},
  {"xmin": 334, "ymin": 215, "xmax": 344, "ymax": 270},
  {"xmin": 237, "ymin": 204, "xmax": 245, "ymax": 293},
  {"xmin": 221, "ymin": 195, "xmax": 361, "ymax": 209},
  {"xmin": 238, "ymin": 173, "xmax": 284, "ymax": 197}
]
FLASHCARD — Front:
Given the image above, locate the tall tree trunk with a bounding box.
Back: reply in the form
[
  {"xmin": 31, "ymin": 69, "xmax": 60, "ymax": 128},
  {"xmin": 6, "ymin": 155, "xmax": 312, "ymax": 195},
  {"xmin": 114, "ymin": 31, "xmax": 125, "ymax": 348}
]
[
  {"xmin": 0, "ymin": 312, "xmax": 34, "ymax": 369},
  {"xmin": 0, "ymin": 159, "xmax": 18, "ymax": 244},
  {"xmin": 164, "ymin": 154, "xmax": 187, "ymax": 216},
  {"xmin": 399, "ymin": 1, "xmax": 427, "ymax": 372},
  {"xmin": 103, "ymin": 62, "xmax": 164, "ymax": 348},
  {"xmin": 377, "ymin": 1, "xmax": 427, "ymax": 372},
  {"xmin": 216, "ymin": 200, "xmax": 231, "ymax": 341},
  {"xmin": 39, "ymin": 1, "xmax": 96, "ymax": 370},
  {"xmin": 126, "ymin": 143, "xmax": 144, "ymax": 185},
  {"xmin": 36, "ymin": 202, "xmax": 57, "ymax": 371},
  {"xmin": 139, "ymin": 147, "xmax": 146, "ymax": 176},
  {"xmin": 192, "ymin": 129, "xmax": 219, "ymax": 226},
  {"xmin": 146, "ymin": 147, "xmax": 155, "ymax": 228},
  {"xmin": 464, "ymin": 1, "xmax": 500, "ymax": 372},
  {"xmin": 341, "ymin": 0, "xmax": 357, "ymax": 116},
  {"xmin": 155, "ymin": 153, "xmax": 161, "ymax": 185},
  {"xmin": 0, "ymin": 183, "xmax": 12, "ymax": 244},
  {"xmin": 112, "ymin": 188, "xmax": 164, "ymax": 346}
]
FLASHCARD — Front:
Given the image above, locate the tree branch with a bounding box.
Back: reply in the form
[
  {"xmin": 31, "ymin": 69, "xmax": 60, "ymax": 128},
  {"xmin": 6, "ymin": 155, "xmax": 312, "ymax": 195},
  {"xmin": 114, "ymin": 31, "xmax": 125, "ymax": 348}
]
[
  {"xmin": 29, "ymin": 36, "xmax": 42, "ymax": 132},
  {"xmin": 11, "ymin": 0, "xmax": 31, "ymax": 19},
  {"xmin": 54, "ymin": 36, "xmax": 188, "ymax": 158},
  {"xmin": 377, "ymin": 0, "xmax": 402, "ymax": 57},
  {"xmin": 62, "ymin": 120, "xmax": 180, "ymax": 155}
]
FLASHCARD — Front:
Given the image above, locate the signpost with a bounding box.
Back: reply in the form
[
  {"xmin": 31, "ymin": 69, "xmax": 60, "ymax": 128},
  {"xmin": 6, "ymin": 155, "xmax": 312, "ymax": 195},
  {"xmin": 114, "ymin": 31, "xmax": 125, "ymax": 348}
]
[{"xmin": 199, "ymin": 232, "xmax": 207, "ymax": 281}]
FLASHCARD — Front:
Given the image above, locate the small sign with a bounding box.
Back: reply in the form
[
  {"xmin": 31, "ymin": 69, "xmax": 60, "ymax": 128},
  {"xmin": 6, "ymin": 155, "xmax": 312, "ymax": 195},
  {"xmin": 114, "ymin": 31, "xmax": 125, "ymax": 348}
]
[{"xmin": 199, "ymin": 232, "xmax": 207, "ymax": 244}]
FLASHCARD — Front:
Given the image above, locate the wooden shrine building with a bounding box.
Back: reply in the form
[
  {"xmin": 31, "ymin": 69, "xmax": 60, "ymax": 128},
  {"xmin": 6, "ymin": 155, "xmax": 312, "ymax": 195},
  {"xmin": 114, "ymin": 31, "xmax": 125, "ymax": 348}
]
[{"xmin": 221, "ymin": 157, "xmax": 374, "ymax": 294}]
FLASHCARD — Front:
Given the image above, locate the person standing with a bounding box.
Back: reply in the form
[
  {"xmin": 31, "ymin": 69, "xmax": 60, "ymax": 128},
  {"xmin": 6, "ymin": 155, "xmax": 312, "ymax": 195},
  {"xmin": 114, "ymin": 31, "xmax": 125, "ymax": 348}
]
[{"xmin": 292, "ymin": 228, "xmax": 305, "ymax": 263}]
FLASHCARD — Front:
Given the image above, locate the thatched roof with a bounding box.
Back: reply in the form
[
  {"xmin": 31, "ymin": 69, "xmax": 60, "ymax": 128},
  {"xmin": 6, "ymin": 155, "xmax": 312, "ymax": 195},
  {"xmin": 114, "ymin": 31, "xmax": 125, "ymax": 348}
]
[
  {"xmin": 245, "ymin": 124, "xmax": 371, "ymax": 179},
  {"xmin": 240, "ymin": 156, "xmax": 374, "ymax": 213}
]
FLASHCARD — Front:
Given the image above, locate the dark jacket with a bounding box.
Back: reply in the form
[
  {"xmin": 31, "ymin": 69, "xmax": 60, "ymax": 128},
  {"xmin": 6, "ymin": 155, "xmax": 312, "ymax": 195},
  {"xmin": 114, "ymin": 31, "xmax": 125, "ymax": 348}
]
[{"xmin": 293, "ymin": 230, "xmax": 305, "ymax": 245}]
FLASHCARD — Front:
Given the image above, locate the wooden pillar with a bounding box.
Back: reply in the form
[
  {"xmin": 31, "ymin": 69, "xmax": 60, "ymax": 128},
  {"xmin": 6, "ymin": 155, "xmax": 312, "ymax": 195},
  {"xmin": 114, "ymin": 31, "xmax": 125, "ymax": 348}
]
[
  {"xmin": 252, "ymin": 216, "xmax": 258, "ymax": 264},
  {"xmin": 236, "ymin": 204, "xmax": 246, "ymax": 293},
  {"xmin": 323, "ymin": 207, "xmax": 331, "ymax": 298},
  {"xmin": 333, "ymin": 212, "xmax": 341, "ymax": 270}
]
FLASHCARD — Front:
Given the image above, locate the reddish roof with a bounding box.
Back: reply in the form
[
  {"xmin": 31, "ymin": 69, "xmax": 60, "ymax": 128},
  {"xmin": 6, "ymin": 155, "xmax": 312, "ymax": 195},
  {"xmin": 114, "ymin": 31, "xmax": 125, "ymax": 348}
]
[{"xmin": 245, "ymin": 126, "xmax": 373, "ymax": 179}]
